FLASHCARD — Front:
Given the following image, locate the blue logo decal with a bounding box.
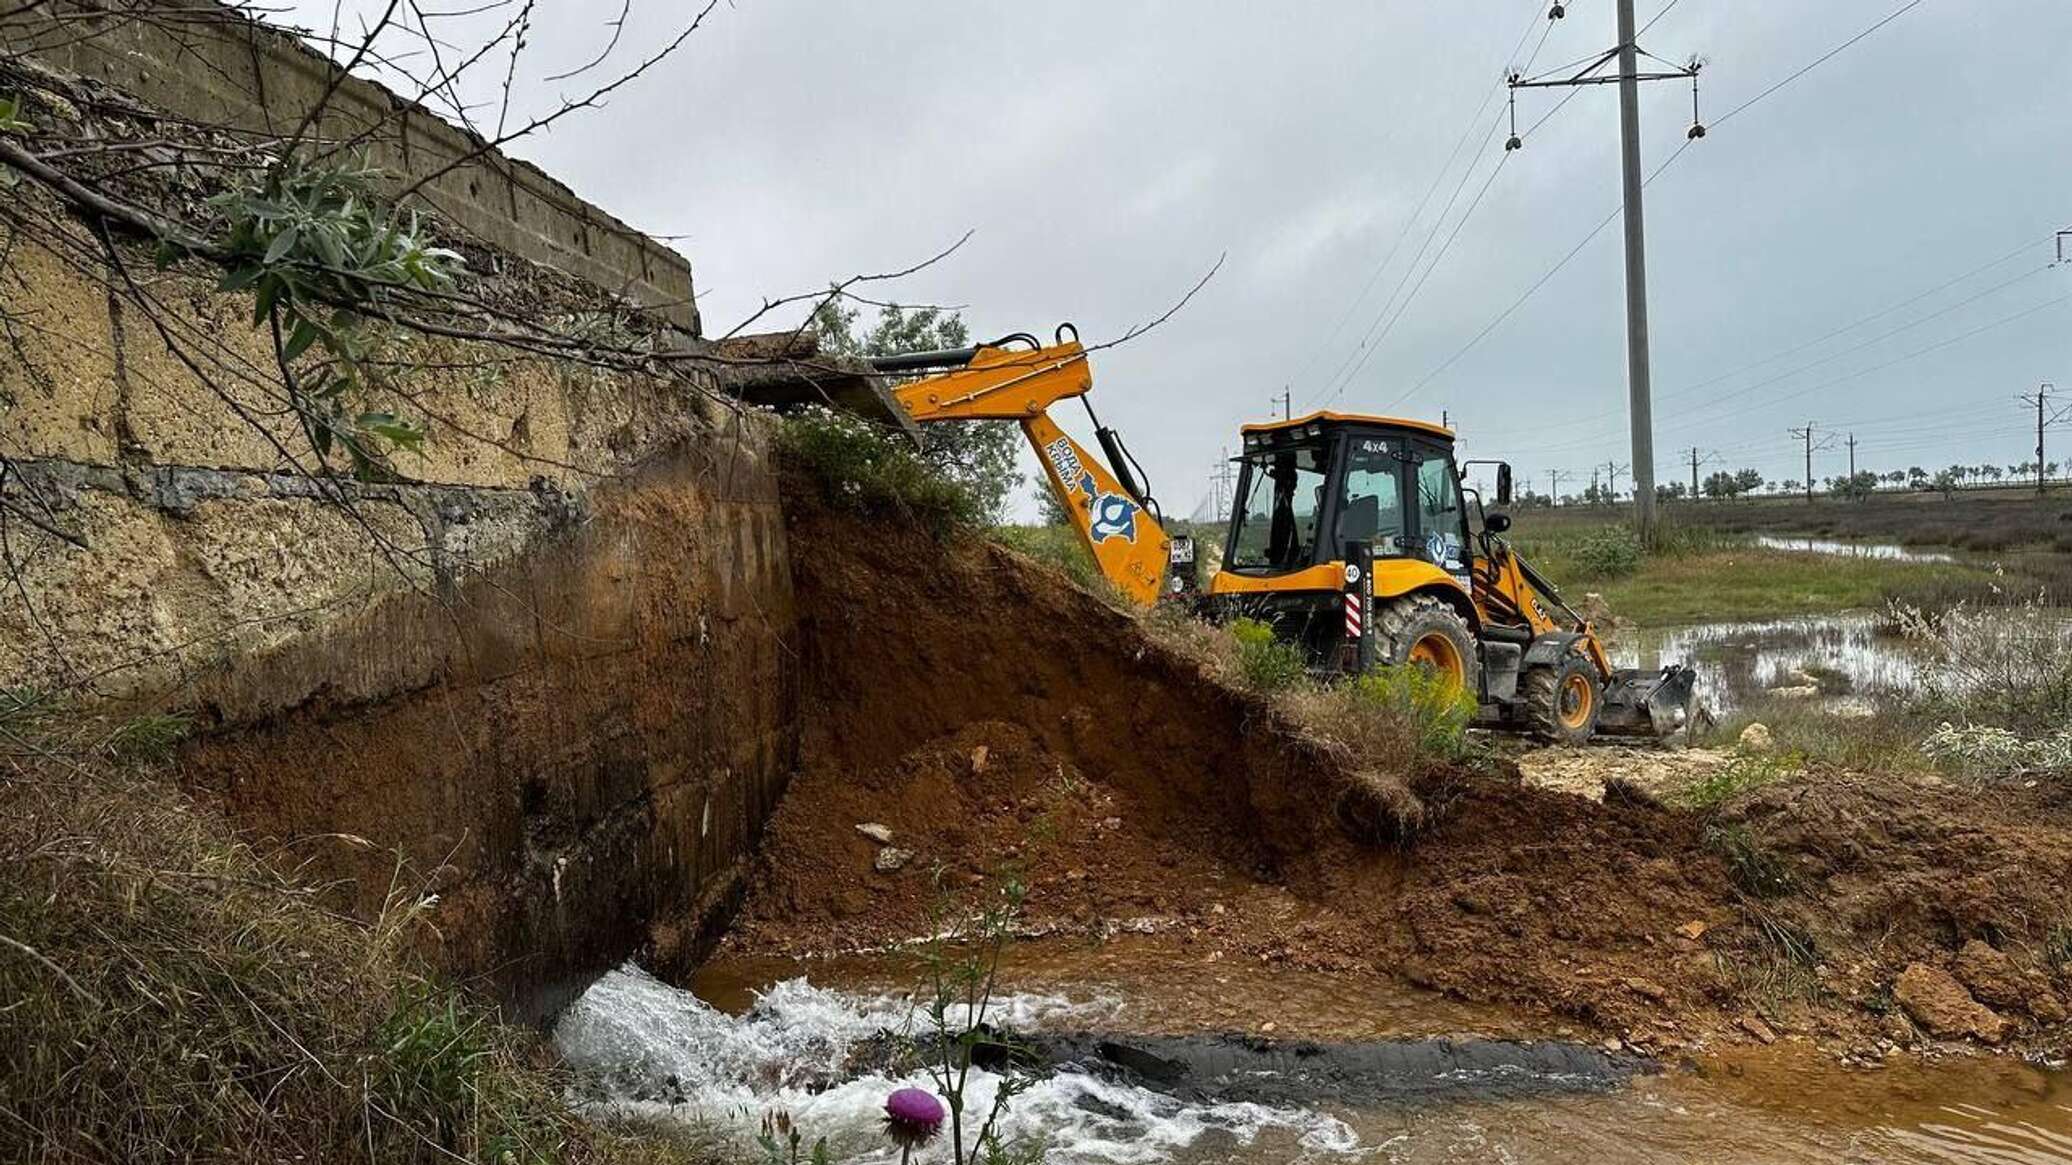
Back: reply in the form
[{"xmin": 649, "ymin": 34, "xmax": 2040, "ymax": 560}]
[
  {"xmin": 1086, "ymin": 482, "xmax": 1139, "ymax": 544},
  {"xmin": 1045, "ymin": 438, "xmax": 1139, "ymax": 545}
]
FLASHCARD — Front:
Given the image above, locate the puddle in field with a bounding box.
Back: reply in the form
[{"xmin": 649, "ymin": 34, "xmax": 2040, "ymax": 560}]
[
  {"xmin": 1613, "ymin": 612, "xmax": 1923, "ymax": 717},
  {"xmin": 1752, "ymin": 534, "xmax": 1956, "ymax": 563},
  {"xmin": 554, "ymin": 958, "xmax": 2072, "ymax": 1164}
]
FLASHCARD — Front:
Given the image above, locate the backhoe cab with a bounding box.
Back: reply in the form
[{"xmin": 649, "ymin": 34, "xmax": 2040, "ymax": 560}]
[{"xmin": 1205, "ymin": 412, "xmax": 1696, "ymax": 742}]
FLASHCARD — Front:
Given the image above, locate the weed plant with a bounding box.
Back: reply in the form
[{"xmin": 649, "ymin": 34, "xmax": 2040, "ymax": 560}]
[{"xmin": 778, "ymin": 407, "xmax": 985, "ymax": 535}]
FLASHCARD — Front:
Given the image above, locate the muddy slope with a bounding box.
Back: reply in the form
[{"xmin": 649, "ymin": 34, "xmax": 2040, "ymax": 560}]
[
  {"xmin": 728, "ymin": 494, "xmax": 1394, "ymax": 954},
  {"xmin": 729, "ymin": 495, "xmax": 2072, "ymax": 1055}
]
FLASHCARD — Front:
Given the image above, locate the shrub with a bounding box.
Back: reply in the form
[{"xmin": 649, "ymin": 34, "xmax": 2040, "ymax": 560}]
[
  {"xmin": 1345, "ymin": 664, "xmax": 1477, "ymax": 759},
  {"xmin": 1228, "ymin": 617, "xmax": 1308, "ymax": 692},
  {"xmin": 1892, "ymin": 591, "xmax": 2072, "ymax": 744},
  {"xmin": 1704, "ymin": 822, "xmax": 1796, "ymax": 898},
  {"xmin": 1919, "ymin": 721, "xmax": 2072, "ymax": 780},
  {"xmin": 1675, "ymin": 753, "xmax": 1799, "ymax": 811},
  {"xmin": 776, "ymin": 407, "xmax": 985, "ymax": 536},
  {"xmin": 1572, "ymin": 524, "xmax": 1644, "ymax": 579}
]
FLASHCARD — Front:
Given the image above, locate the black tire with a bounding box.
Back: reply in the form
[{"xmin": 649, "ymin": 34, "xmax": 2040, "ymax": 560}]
[
  {"xmin": 1525, "ymin": 651, "xmax": 1601, "ymax": 744},
  {"xmin": 1372, "ymin": 594, "xmax": 1479, "ymax": 696}
]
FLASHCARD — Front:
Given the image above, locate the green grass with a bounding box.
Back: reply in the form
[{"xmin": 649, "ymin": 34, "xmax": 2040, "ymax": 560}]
[
  {"xmin": 1508, "ymin": 514, "xmax": 1995, "ymax": 625},
  {"xmin": 990, "ymin": 523, "xmax": 1097, "ymax": 588},
  {"xmin": 1674, "ymin": 752, "xmax": 1801, "ymax": 811},
  {"xmin": 1709, "ymin": 700, "xmax": 1936, "ymax": 775},
  {"xmin": 1588, "ymin": 549, "xmax": 1991, "ymax": 625}
]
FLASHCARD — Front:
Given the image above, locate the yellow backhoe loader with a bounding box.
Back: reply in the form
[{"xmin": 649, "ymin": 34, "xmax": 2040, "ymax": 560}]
[{"xmin": 871, "ymin": 327, "xmax": 1696, "ymax": 743}]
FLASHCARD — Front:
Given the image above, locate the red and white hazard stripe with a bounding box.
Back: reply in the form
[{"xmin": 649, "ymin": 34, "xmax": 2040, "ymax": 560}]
[{"xmin": 1344, "ymin": 592, "xmax": 1363, "ymax": 640}]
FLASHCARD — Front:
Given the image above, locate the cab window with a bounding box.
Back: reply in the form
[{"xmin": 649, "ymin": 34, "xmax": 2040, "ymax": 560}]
[
  {"xmin": 1414, "ymin": 452, "xmax": 1467, "ymax": 570},
  {"xmin": 1337, "ymin": 438, "xmax": 1405, "ymax": 555},
  {"xmin": 1228, "ymin": 441, "xmax": 1330, "ymax": 571}
]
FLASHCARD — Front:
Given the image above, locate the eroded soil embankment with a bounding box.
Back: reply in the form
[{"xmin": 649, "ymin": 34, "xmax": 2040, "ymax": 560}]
[{"xmin": 727, "ymin": 496, "xmax": 2072, "ymax": 1056}]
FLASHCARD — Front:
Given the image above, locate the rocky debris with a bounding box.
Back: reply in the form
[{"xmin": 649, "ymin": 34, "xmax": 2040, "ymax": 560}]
[
  {"xmin": 1738, "ymin": 1015, "xmax": 1778, "ymax": 1044},
  {"xmin": 873, "ymin": 847, "xmax": 914, "ymax": 873},
  {"xmin": 855, "ymin": 822, "xmax": 894, "ymax": 844},
  {"xmin": 1737, "ymin": 723, "xmax": 1774, "ymax": 752},
  {"xmin": 1953, "ymin": 939, "xmax": 2055, "ymax": 1016},
  {"xmin": 1766, "ymin": 684, "xmax": 1819, "ymax": 699},
  {"xmin": 970, "ymin": 745, "xmax": 990, "ymax": 774},
  {"xmin": 1516, "ymin": 745, "xmax": 1736, "ymax": 802},
  {"xmin": 1575, "ymin": 592, "xmax": 1619, "ymax": 629},
  {"xmin": 1893, "ymin": 962, "xmax": 2012, "ymax": 1044},
  {"xmin": 1678, "ymin": 920, "xmax": 1709, "ymax": 941}
]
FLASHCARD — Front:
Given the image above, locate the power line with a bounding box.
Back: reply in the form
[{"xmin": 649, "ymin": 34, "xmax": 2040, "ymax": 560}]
[
  {"xmin": 1636, "ymin": 0, "xmax": 1683, "ymax": 37},
  {"xmin": 1493, "ymin": 235, "xmax": 2047, "ymax": 442},
  {"xmin": 1712, "ymin": 1, "xmax": 1926, "ymax": 129},
  {"xmin": 1518, "ymin": 278, "xmax": 2071, "ymax": 459},
  {"xmin": 1390, "ymin": 139, "xmax": 1694, "ymax": 408},
  {"xmin": 1401, "ymin": 0, "xmax": 1930, "ymax": 410},
  {"xmin": 1312, "ymin": 9, "xmax": 1570, "ymax": 407},
  {"xmin": 1293, "ymin": 1, "xmax": 1550, "ymax": 400},
  {"xmin": 1648, "ymin": 263, "xmax": 2052, "ymax": 430}
]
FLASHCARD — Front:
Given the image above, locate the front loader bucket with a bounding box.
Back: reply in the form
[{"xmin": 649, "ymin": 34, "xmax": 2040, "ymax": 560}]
[{"xmin": 1596, "ymin": 664, "xmax": 1700, "ymax": 739}]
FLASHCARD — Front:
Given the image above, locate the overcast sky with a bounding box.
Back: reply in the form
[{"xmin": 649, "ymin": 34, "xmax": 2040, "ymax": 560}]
[{"xmin": 285, "ymin": 1, "xmax": 2071, "ymax": 518}]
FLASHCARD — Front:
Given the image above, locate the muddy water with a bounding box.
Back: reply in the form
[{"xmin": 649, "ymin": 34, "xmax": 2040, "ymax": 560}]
[
  {"xmin": 1612, "ymin": 612, "xmax": 1922, "ymax": 717},
  {"xmin": 555, "ymin": 950, "xmax": 2072, "ymax": 1164}
]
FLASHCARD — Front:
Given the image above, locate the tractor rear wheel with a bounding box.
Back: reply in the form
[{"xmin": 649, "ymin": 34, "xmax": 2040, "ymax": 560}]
[
  {"xmin": 1373, "ymin": 594, "xmax": 1478, "ymax": 696},
  {"xmin": 1525, "ymin": 652, "xmax": 1601, "ymax": 744}
]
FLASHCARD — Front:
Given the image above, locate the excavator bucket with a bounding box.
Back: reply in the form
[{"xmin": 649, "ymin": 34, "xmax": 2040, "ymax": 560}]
[{"xmin": 1595, "ymin": 664, "xmax": 1701, "ymax": 739}]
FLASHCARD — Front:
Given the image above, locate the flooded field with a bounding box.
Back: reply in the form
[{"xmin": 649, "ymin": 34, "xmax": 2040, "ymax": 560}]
[
  {"xmin": 1751, "ymin": 534, "xmax": 1956, "ymax": 563},
  {"xmin": 1611, "ymin": 612, "xmax": 1920, "ymax": 717},
  {"xmin": 554, "ymin": 958, "xmax": 2072, "ymax": 1164}
]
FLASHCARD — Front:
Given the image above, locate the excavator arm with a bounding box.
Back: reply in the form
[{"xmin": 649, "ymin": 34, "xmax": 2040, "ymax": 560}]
[{"xmin": 874, "ymin": 326, "xmax": 1175, "ymax": 606}]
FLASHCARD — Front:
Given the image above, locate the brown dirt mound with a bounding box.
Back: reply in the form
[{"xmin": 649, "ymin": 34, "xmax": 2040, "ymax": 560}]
[{"xmin": 726, "ymin": 491, "xmax": 2072, "ymax": 1056}]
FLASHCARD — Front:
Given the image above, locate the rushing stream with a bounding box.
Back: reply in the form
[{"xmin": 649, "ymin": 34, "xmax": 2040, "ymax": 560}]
[
  {"xmin": 550, "ymin": 535, "xmax": 2072, "ymax": 1161},
  {"xmin": 554, "ymin": 964, "xmax": 2072, "ymax": 1164}
]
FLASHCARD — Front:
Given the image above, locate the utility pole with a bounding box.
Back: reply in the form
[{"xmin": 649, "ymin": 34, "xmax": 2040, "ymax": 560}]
[
  {"xmin": 1548, "ymin": 468, "xmax": 1572, "ymax": 507},
  {"xmin": 1603, "ymin": 461, "xmax": 1629, "ymax": 505},
  {"xmin": 1788, "ymin": 422, "xmax": 1832, "ymax": 504},
  {"xmin": 2019, "ymin": 383, "xmax": 2066, "ymax": 495},
  {"xmin": 1613, "ymin": 0, "xmax": 1656, "ymax": 540},
  {"xmin": 1846, "ymin": 433, "xmax": 1858, "ymax": 482},
  {"xmin": 1508, "ymin": 2, "xmax": 1702, "ymax": 544},
  {"xmin": 1209, "ymin": 446, "xmax": 1237, "ymax": 515},
  {"xmin": 1275, "ymin": 388, "xmax": 1293, "ymax": 421},
  {"xmin": 1690, "ymin": 447, "xmax": 1701, "ymax": 499}
]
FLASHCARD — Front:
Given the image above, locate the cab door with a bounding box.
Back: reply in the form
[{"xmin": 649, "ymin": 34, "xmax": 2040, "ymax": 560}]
[{"xmin": 1409, "ymin": 443, "xmax": 1472, "ymax": 590}]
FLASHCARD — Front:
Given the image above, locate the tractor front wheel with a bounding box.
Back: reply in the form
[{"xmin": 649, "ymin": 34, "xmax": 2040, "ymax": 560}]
[
  {"xmin": 1373, "ymin": 594, "xmax": 1479, "ymax": 696},
  {"xmin": 1525, "ymin": 652, "xmax": 1601, "ymax": 744}
]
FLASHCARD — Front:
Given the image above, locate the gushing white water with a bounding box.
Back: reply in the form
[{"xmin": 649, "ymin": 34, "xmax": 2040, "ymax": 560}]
[{"xmin": 552, "ymin": 965, "xmax": 1359, "ymax": 1164}]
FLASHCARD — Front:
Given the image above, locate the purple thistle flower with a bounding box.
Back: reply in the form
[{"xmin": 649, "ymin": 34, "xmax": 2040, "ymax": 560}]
[{"xmin": 883, "ymin": 1086, "xmax": 946, "ymax": 1150}]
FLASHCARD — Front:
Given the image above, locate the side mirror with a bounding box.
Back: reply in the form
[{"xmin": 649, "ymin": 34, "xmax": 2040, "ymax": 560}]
[
  {"xmin": 1496, "ymin": 463, "xmax": 1514, "ymax": 507},
  {"xmin": 1484, "ymin": 511, "xmax": 1512, "ymax": 534}
]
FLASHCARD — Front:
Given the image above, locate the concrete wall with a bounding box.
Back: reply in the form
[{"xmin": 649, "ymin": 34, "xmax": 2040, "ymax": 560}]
[
  {"xmin": 2, "ymin": 205, "xmax": 790, "ymax": 1014},
  {"xmin": 1, "ymin": 0, "xmax": 699, "ymax": 333}
]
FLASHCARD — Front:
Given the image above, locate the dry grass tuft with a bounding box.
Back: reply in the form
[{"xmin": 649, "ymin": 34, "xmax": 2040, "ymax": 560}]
[{"xmin": 0, "ymin": 699, "xmax": 717, "ymax": 1165}]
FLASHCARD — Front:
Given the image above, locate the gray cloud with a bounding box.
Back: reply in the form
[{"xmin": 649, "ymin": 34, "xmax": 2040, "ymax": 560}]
[{"xmin": 285, "ymin": 1, "xmax": 2072, "ymax": 514}]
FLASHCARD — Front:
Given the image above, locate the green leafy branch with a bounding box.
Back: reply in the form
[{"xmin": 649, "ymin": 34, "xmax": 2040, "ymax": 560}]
[
  {"xmin": 0, "ymin": 92, "xmax": 32, "ymax": 189},
  {"xmin": 200, "ymin": 154, "xmax": 463, "ymax": 477}
]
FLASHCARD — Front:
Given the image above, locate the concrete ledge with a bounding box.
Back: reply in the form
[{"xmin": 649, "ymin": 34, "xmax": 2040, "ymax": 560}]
[{"xmin": 1, "ymin": 0, "xmax": 699, "ymax": 333}]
